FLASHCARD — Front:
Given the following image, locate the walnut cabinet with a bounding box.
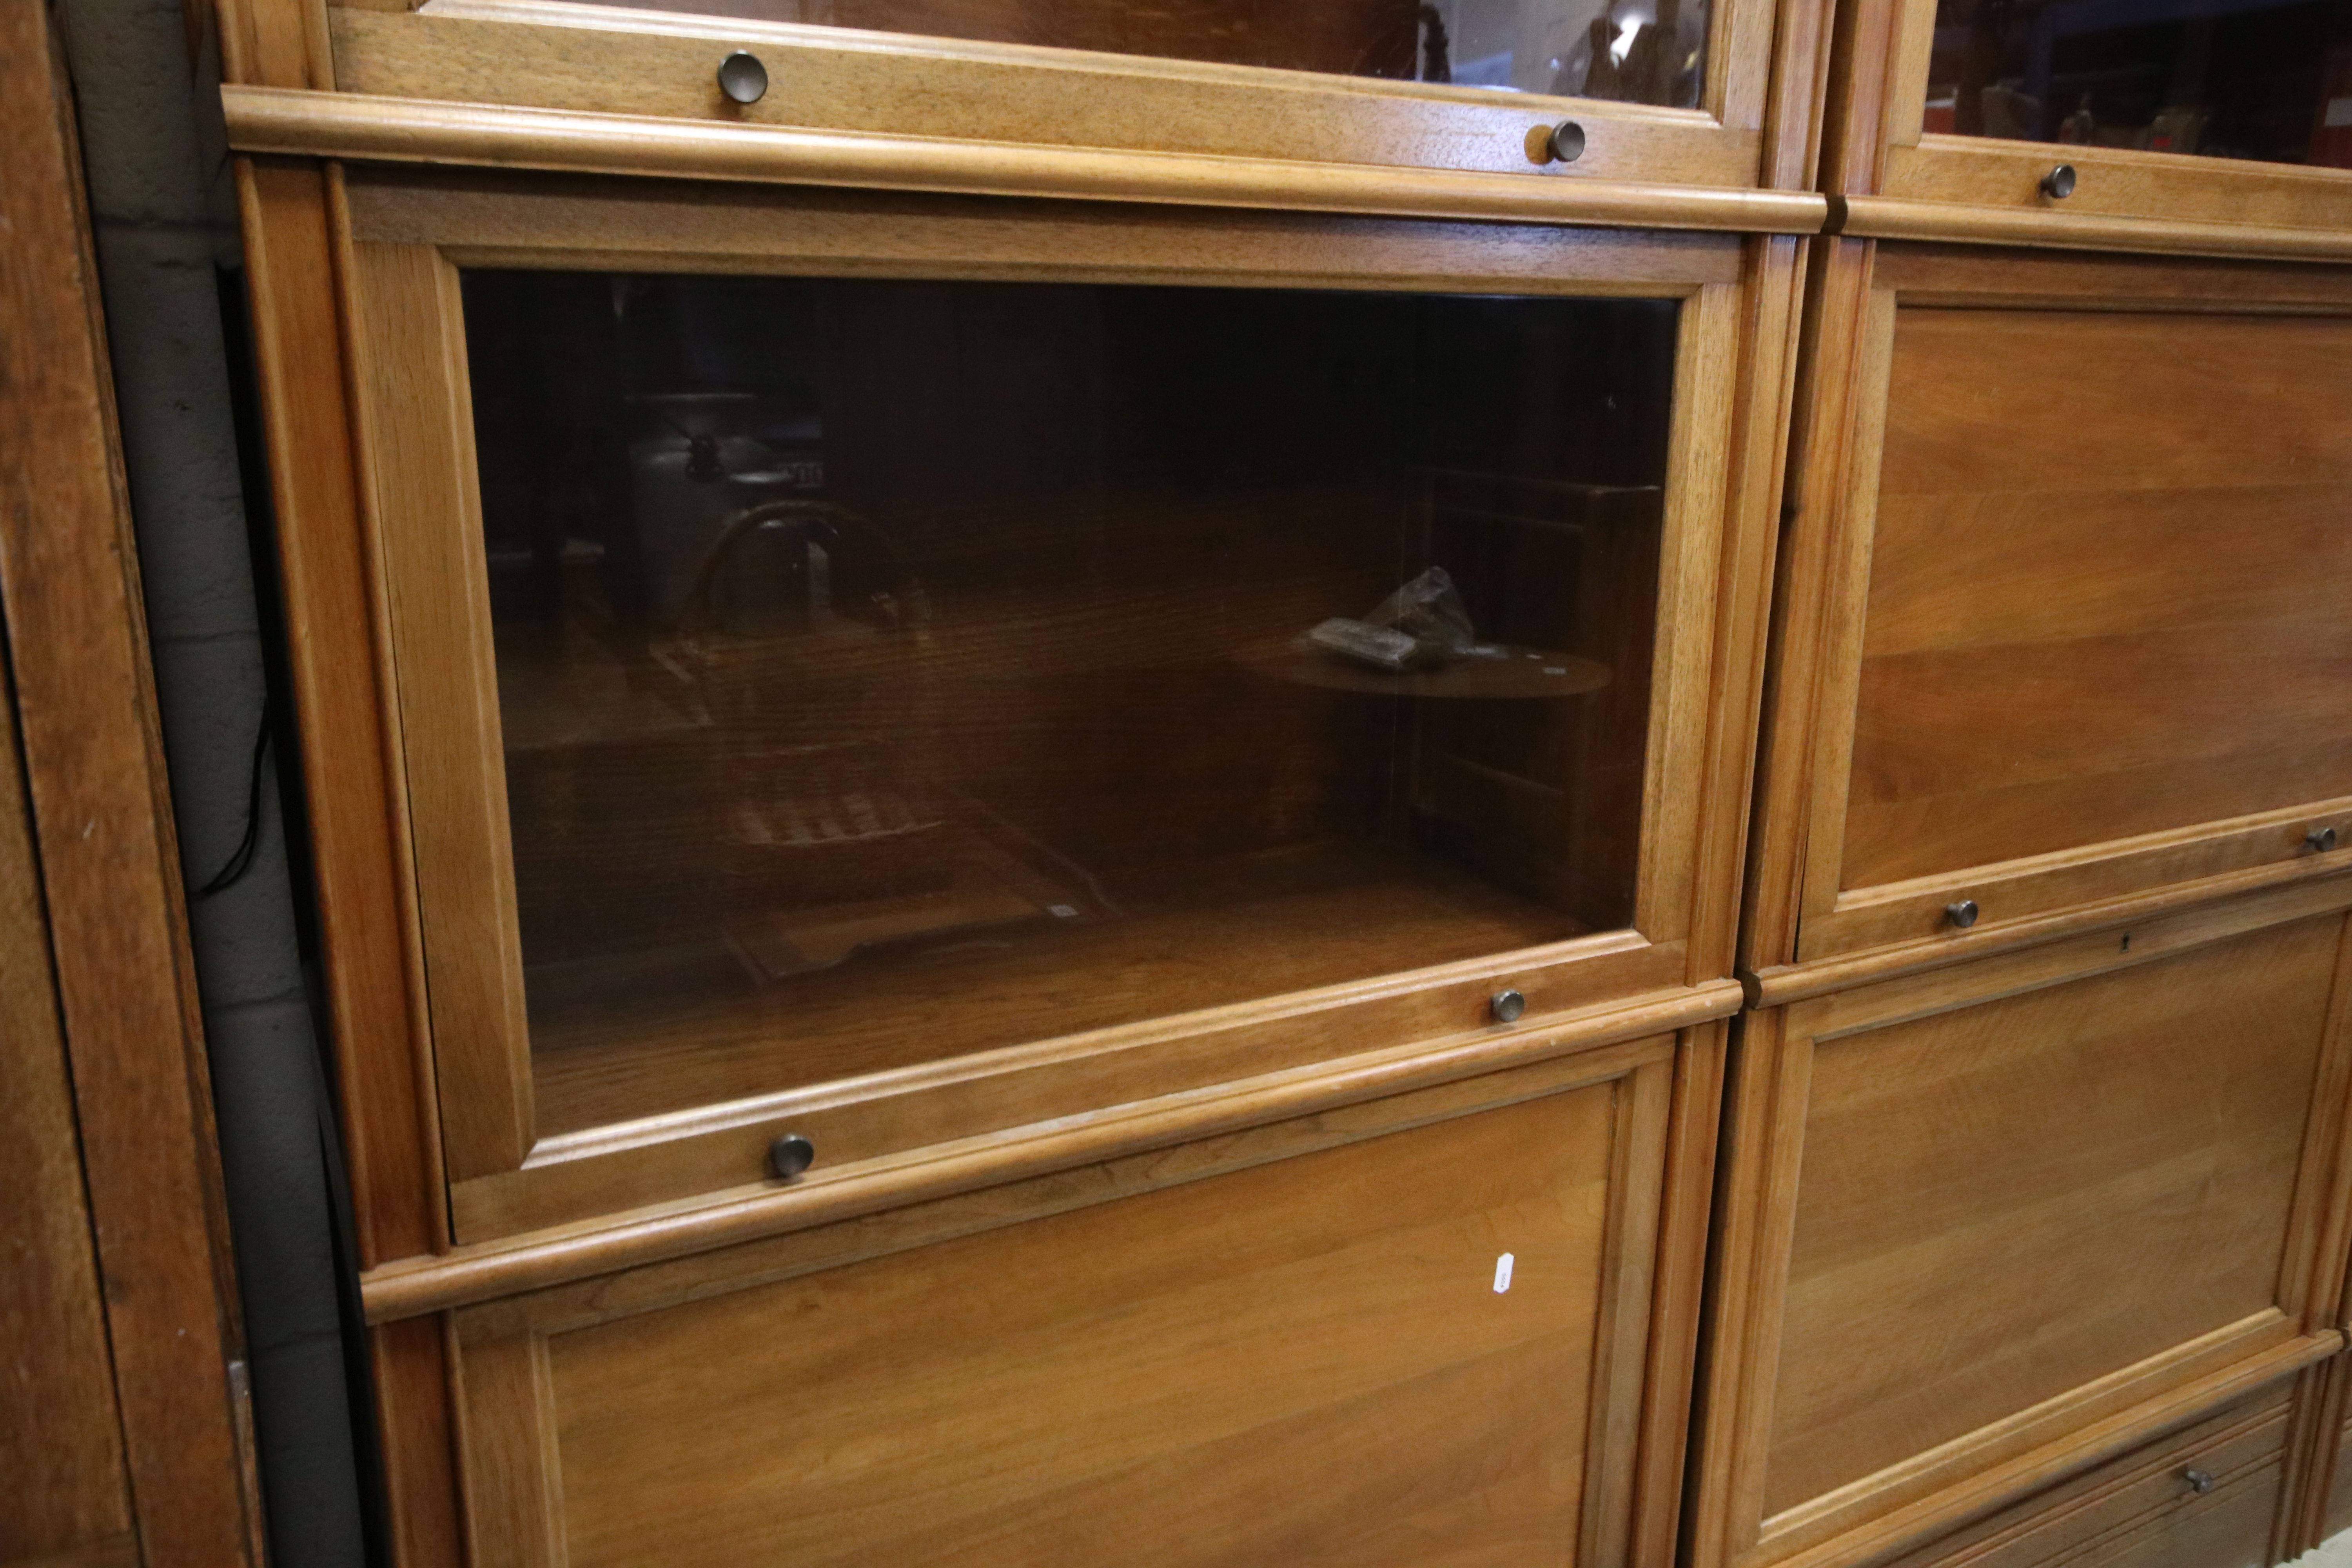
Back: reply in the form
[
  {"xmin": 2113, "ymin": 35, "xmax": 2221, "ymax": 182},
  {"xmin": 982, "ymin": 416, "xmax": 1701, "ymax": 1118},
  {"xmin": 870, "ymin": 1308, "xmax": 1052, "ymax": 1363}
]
[
  {"xmin": 1686, "ymin": 15, "xmax": 2352, "ymax": 1562},
  {"xmin": 218, "ymin": 0, "xmax": 1823, "ymax": 1539},
  {"xmin": 203, "ymin": 0, "xmax": 2352, "ymax": 1556}
]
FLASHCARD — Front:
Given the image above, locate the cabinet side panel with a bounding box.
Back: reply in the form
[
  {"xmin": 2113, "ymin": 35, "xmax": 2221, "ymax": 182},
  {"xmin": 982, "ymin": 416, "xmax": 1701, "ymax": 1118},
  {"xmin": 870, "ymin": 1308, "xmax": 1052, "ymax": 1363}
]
[{"xmin": 238, "ymin": 157, "xmax": 448, "ymax": 1262}]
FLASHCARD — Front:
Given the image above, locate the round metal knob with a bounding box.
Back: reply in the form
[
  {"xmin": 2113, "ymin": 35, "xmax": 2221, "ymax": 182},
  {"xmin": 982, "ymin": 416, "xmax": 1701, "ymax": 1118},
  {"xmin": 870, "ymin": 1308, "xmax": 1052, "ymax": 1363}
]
[
  {"xmin": 2310, "ymin": 826, "xmax": 2339, "ymax": 852},
  {"xmin": 1945, "ymin": 899, "xmax": 1980, "ymax": 929},
  {"xmin": 2183, "ymin": 1468, "xmax": 2215, "ymax": 1495},
  {"xmin": 768, "ymin": 1132, "xmax": 815, "ymax": 1180},
  {"xmin": 1490, "ymin": 988, "xmax": 1527, "ymax": 1024},
  {"xmin": 1532, "ymin": 120, "xmax": 1586, "ymax": 164},
  {"xmin": 717, "ymin": 50, "xmax": 769, "ymax": 105},
  {"xmin": 2040, "ymin": 163, "xmax": 2077, "ymax": 199}
]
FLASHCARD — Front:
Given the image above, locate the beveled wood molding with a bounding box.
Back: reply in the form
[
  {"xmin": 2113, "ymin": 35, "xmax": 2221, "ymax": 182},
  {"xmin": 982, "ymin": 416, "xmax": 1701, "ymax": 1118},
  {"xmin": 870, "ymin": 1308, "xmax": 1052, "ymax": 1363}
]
[
  {"xmin": 1746, "ymin": 856, "xmax": 2352, "ymax": 1010},
  {"xmin": 359, "ymin": 978, "xmax": 1741, "ymax": 1321},
  {"xmin": 1833, "ymin": 195, "xmax": 2352, "ymax": 265},
  {"xmin": 1767, "ymin": 1335, "xmax": 2339, "ymax": 1568},
  {"xmin": 221, "ymin": 85, "xmax": 1832, "ymax": 233}
]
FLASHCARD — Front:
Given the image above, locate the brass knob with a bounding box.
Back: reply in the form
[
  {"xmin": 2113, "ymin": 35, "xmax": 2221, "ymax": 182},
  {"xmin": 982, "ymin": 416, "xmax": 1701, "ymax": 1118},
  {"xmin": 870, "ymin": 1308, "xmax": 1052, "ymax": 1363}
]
[
  {"xmin": 2183, "ymin": 1468, "xmax": 2215, "ymax": 1495},
  {"xmin": 718, "ymin": 50, "xmax": 769, "ymax": 104},
  {"xmin": 2041, "ymin": 163, "xmax": 2077, "ymax": 199},
  {"xmin": 1490, "ymin": 988, "xmax": 1527, "ymax": 1024},
  {"xmin": 1529, "ymin": 120, "xmax": 1586, "ymax": 164},
  {"xmin": 2309, "ymin": 826, "xmax": 2338, "ymax": 852},
  {"xmin": 1945, "ymin": 899, "xmax": 1980, "ymax": 929},
  {"xmin": 769, "ymin": 1132, "xmax": 815, "ymax": 1179}
]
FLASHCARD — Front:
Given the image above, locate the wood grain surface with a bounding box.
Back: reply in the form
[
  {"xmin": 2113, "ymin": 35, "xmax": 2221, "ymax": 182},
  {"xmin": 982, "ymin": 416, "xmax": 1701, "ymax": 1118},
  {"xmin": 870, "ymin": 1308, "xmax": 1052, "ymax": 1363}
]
[
  {"xmin": 1, "ymin": 0, "xmax": 264, "ymax": 1558},
  {"xmin": 0, "ymin": 618, "xmax": 133, "ymax": 1568},
  {"xmin": 367, "ymin": 984, "xmax": 1735, "ymax": 1317},
  {"xmin": 459, "ymin": 1062, "xmax": 1675, "ymax": 1568},
  {"xmin": 1876, "ymin": 1388, "xmax": 2294, "ymax": 1568},
  {"xmin": 221, "ymin": 86, "xmax": 1832, "ymax": 234},
  {"xmin": 1840, "ymin": 309, "xmax": 2352, "ymax": 894},
  {"xmin": 1767, "ymin": 919, "xmax": 2340, "ymax": 1515},
  {"xmin": 327, "ymin": 0, "xmax": 1754, "ymax": 184}
]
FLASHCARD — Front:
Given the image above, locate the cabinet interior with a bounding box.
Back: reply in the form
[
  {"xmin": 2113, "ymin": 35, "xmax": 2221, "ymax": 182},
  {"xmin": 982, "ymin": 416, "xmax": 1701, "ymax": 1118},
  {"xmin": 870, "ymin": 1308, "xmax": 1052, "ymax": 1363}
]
[{"xmin": 463, "ymin": 270, "xmax": 1677, "ymax": 1131}]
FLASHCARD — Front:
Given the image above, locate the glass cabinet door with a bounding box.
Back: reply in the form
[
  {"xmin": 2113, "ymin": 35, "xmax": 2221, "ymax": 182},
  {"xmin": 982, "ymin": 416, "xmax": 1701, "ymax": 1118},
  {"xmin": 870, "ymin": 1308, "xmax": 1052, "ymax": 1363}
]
[
  {"xmin": 461, "ymin": 270, "xmax": 1677, "ymax": 1139},
  {"xmin": 1924, "ymin": 0, "xmax": 2352, "ymax": 167},
  {"xmin": 328, "ymin": 174, "xmax": 1761, "ymax": 1238},
  {"xmin": 1826, "ymin": 0, "xmax": 2352, "ymax": 235},
  {"xmin": 535, "ymin": 0, "xmax": 1711, "ymax": 107},
  {"xmin": 310, "ymin": 0, "xmax": 1800, "ymax": 189}
]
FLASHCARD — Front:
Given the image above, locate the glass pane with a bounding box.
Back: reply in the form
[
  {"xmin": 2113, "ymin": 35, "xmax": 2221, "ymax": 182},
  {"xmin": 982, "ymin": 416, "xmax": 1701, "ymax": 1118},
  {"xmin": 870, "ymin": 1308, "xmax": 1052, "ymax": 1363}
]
[
  {"xmin": 1926, "ymin": 0, "xmax": 2352, "ymax": 166},
  {"xmin": 577, "ymin": 0, "xmax": 1705, "ymax": 106},
  {"xmin": 463, "ymin": 270, "xmax": 1676, "ymax": 1131}
]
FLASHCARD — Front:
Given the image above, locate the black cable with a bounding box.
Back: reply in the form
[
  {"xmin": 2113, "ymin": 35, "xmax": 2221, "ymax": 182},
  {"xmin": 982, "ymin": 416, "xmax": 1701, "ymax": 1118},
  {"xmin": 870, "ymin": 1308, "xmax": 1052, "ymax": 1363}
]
[{"xmin": 197, "ymin": 691, "xmax": 272, "ymax": 899}]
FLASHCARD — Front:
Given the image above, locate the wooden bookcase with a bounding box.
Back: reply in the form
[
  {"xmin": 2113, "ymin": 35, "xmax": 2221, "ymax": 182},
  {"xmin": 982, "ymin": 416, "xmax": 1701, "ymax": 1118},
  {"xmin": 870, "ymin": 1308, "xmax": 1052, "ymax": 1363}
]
[
  {"xmin": 1686, "ymin": 5, "xmax": 2352, "ymax": 1568},
  {"xmin": 214, "ymin": 0, "xmax": 1828, "ymax": 1555},
  {"xmin": 201, "ymin": 0, "xmax": 2352, "ymax": 1558}
]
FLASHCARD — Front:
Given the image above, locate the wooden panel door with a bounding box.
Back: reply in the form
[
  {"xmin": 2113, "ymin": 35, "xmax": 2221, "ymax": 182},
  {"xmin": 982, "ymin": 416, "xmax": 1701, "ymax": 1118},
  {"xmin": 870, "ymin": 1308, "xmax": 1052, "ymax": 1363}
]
[
  {"xmin": 1748, "ymin": 241, "xmax": 2352, "ymax": 981},
  {"xmin": 443, "ymin": 1035, "xmax": 1688, "ymax": 1568},
  {"xmin": 1687, "ymin": 880, "xmax": 2352, "ymax": 1568}
]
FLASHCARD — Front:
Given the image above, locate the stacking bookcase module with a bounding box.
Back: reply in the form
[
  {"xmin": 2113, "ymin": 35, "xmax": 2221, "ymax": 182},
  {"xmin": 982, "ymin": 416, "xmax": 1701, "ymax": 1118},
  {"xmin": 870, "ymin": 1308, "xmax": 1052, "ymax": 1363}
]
[
  {"xmin": 226, "ymin": 67, "xmax": 1814, "ymax": 1556},
  {"xmin": 1688, "ymin": 879, "xmax": 2352, "ymax": 1568}
]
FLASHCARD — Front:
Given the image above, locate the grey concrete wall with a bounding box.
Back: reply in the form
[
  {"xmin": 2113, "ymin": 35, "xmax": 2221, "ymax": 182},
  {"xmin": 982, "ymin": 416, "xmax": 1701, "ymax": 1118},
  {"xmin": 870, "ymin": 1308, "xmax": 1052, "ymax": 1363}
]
[{"xmin": 55, "ymin": 1, "xmax": 372, "ymax": 1561}]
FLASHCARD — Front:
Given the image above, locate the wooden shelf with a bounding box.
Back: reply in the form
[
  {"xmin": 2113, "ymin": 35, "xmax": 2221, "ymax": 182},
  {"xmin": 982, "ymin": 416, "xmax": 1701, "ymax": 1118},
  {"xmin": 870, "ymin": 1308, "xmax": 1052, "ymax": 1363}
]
[
  {"xmin": 528, "ymin": 840, "xmax": 1585, "ymax": 1136},
  {"xmin": 1236, "ymin": 638, "xmax": 1612, "ymax": 700}
]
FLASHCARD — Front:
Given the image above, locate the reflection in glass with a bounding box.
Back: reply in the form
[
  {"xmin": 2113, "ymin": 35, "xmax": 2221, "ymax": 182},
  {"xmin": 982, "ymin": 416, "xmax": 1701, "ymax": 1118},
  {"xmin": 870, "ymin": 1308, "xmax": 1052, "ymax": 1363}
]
[
  {"xmin": 572, "ymin": 0, "xmax": 1706, "ymax": 106},
  {"xmin": 463, "ymin": 272, "xmax": 1675, "ymax": 1128},
  {"xmin": 1927, "ymin": 0, "xmax": 2352, "ymax": 166}
]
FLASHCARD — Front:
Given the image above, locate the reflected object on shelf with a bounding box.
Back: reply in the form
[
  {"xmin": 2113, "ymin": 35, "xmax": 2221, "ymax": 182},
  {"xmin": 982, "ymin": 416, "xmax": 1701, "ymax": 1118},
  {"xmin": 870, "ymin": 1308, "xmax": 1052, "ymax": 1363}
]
[
  {"xmin": 1275, "ymin": 563, "xmax": 1610, "ymax": 698},
  {"xmin": 1241, "ymin": 637, "xmax": 1612, "ymax": 699},
  {"xmin": 658, "ymin": 498, "xmax": 944, "ymax": 907},
  {"xmin": 1307, "ymin": 565, "xmax": 1503, "ymax": 673},
  {"xmin": 627, "ymin": 390, "xmax": 827, "ymax": 623},
  {"xmin": 1982, "ymin": 81, "xmax": 2042, "ymax": 140},
  {"xmin": 656, "ymin": 499, "xmax": 1108, "ymax": 984},
  {"xmin": 2312, "ymin": 48, "xmax": 2352, "ymax": 165},
  {"xmin": 726, "ymin": 820, "xmax": 1101, "ymax": 982},
  {"xmin": 2145, "ymin": 103, "xmax": 2207, "ymax": 153},
  {"xmin": 1546, "ymin": 0, "xmax": 1708, "ymax": 106}
]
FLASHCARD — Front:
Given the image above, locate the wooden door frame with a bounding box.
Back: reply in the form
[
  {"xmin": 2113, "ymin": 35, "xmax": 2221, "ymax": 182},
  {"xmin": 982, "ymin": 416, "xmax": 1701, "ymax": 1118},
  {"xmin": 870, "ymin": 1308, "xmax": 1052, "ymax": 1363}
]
[
  {"xmin": 236, "ymin": 154, "xmax": 1808, "ymax": 1263},
  {"xmin": 0, "ymin": 0, "xmax": 265, "ymax": 1560},
  {"xmin": 328, "ymin": 169, "xmax": 1767, "ymax": 1244}
]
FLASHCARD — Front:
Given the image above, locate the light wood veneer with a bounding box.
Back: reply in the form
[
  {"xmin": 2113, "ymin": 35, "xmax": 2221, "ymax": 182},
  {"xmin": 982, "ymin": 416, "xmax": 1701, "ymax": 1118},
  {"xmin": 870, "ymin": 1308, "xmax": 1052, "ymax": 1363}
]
[{"xmin": 1689, "ymin": 885, "xmax": 2352, "ymax": 1568}]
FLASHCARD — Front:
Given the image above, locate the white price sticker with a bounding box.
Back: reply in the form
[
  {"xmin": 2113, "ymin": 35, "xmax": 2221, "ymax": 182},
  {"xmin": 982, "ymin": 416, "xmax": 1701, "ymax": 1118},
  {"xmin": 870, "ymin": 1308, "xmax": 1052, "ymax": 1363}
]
[{"xmin": 1493, "ymin": 1252, "xmax": 1515, "ymax": 1294}]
